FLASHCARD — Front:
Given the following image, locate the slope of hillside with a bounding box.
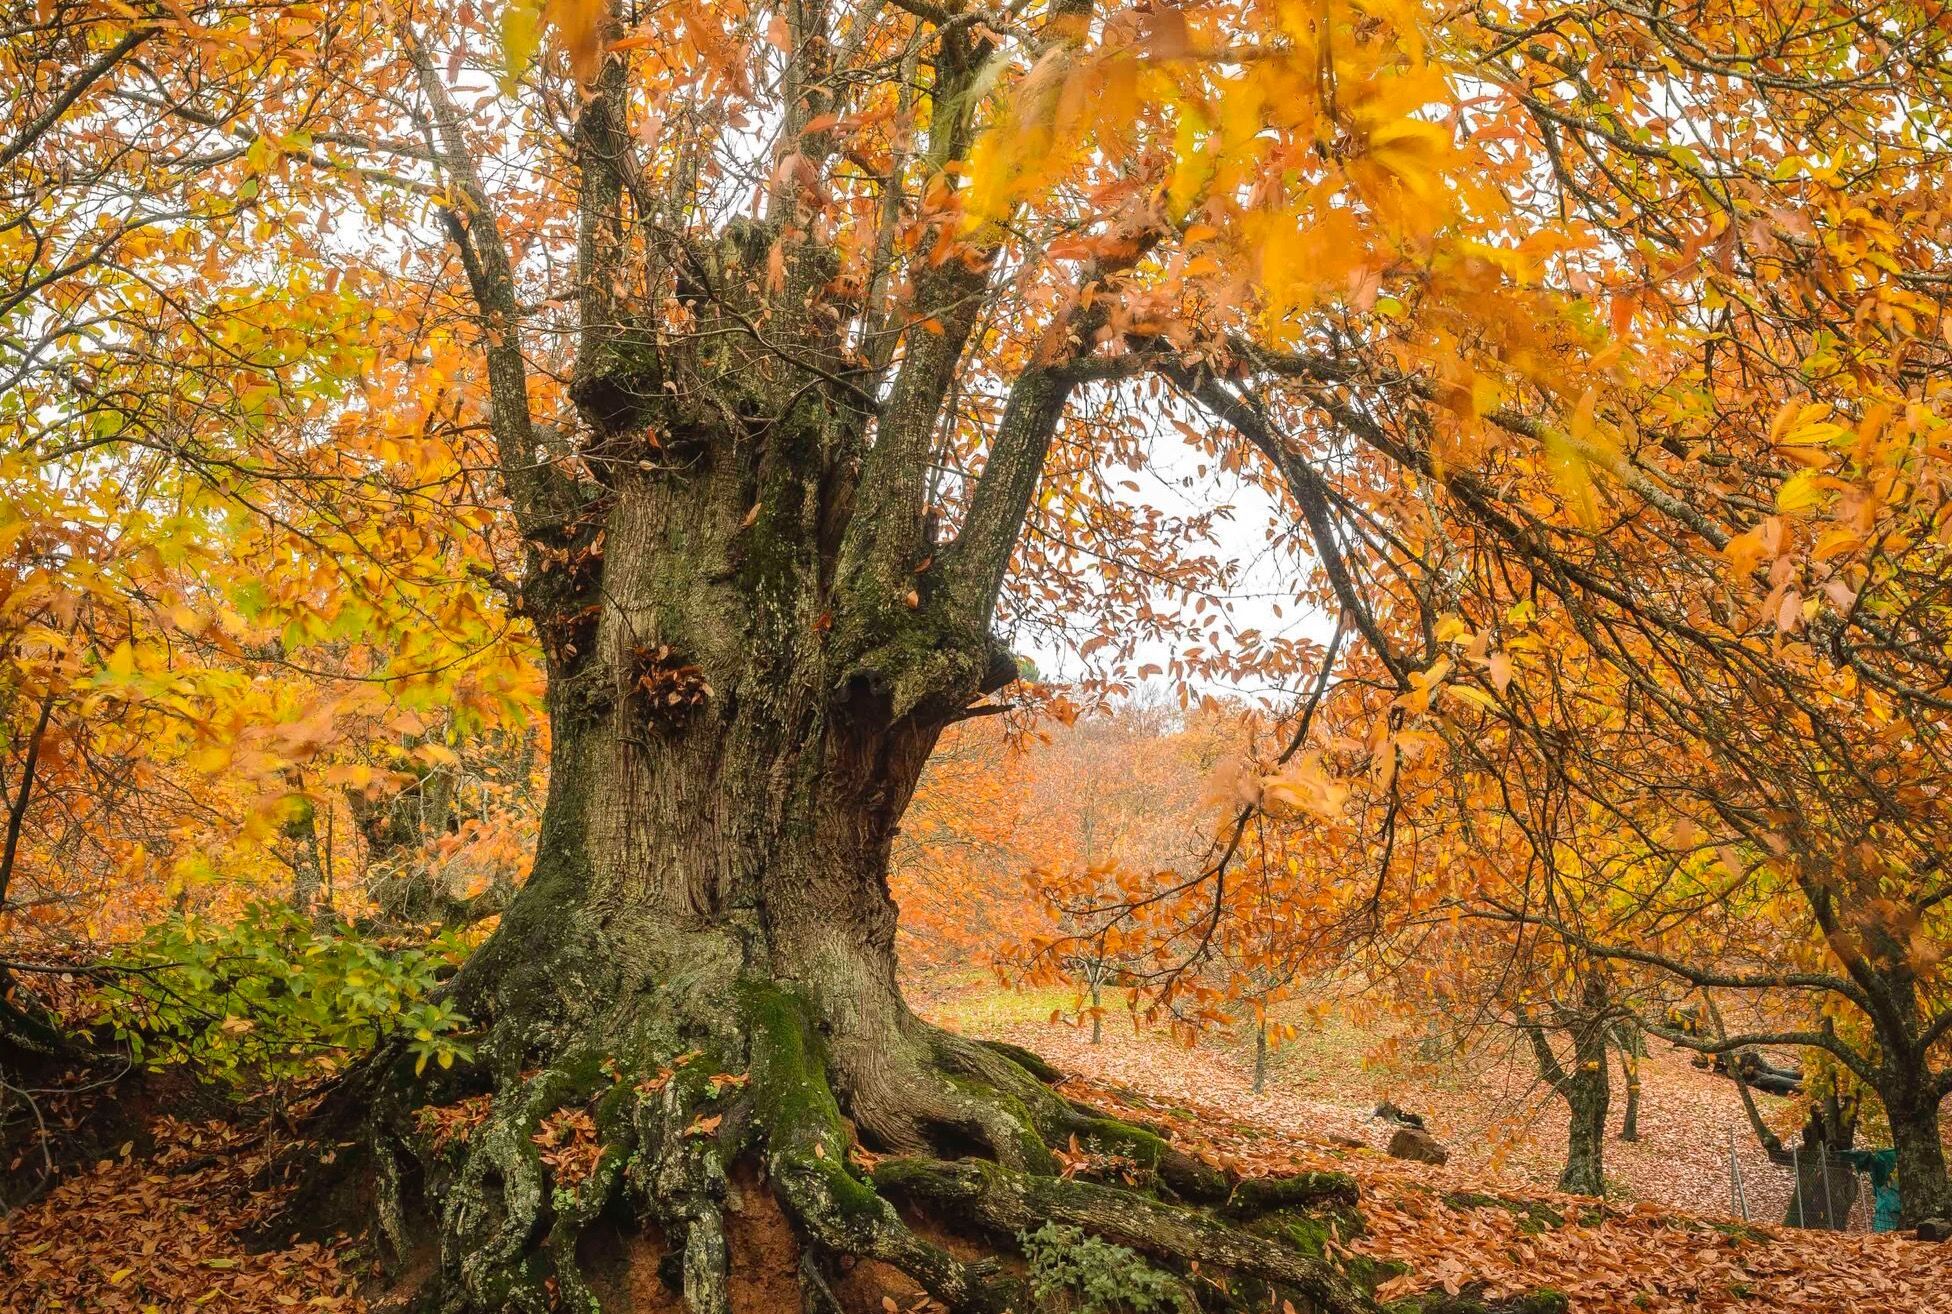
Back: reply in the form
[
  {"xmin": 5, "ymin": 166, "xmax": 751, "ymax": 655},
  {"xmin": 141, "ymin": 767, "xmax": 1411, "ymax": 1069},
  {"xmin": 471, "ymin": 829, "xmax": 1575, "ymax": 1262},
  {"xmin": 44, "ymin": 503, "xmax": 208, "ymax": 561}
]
[
  {"xmin": 4, "ymin": 995, "xmax": 1945, "ymax": 1313},
  {"xmin": 916, "ymin": 981, "xmax": 1951, "ymax": 1313},
  {"xmin": 1042, "ymin": 1070, "xmax": 1951, "ymax": 1313},
  {"xmin": 951, "ymin": 1009, "xmax": 1806, "ymax": 1223}
]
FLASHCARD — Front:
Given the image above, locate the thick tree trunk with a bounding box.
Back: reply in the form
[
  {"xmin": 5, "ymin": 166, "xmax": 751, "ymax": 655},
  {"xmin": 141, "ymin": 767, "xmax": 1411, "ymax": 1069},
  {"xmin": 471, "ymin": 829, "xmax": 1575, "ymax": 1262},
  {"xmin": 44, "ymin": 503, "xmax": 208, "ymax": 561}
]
[
  {"xmin": 446, "ymin": 470, "xmax": 987, "ymax": 1151},
  {"xmin": 1558, "ymin": 1040, "xmax": 1610, "ymax": 1197},
  {"xmin": 1882, "ymin": 1079, "xmax": 1951, "ymax": 1226},
  {"xmin": 278, "ymin": 443, "xmax": 1377, "ymax": 1311},
  {"xmin": 284, "ymin": 683, "xmax": 1375, "ymax": 1311},
  {"xmin": 1525, "ymin": 998, "xmax": 1610, "ymax": 1197}
]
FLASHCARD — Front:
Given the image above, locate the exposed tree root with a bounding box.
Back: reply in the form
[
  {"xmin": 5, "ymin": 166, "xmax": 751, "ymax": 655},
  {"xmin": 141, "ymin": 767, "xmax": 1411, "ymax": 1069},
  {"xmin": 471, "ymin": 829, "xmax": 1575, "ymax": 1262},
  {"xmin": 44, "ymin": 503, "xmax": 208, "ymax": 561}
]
[
  {"xmin": 873, "ymin": 1158, "xmax": 1375, "ymax": 1314},
  {"xmin": 280, "ymin": 971, "xmax": 1392, "ymax": 1314}
]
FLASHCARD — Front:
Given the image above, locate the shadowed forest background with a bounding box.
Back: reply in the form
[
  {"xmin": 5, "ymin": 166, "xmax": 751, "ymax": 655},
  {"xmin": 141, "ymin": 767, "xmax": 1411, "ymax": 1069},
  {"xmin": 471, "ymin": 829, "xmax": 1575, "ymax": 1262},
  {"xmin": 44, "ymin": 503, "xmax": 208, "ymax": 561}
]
[{"xmin": 6, "ymin": 0, "xmax": 1952, "ymax": 1312}]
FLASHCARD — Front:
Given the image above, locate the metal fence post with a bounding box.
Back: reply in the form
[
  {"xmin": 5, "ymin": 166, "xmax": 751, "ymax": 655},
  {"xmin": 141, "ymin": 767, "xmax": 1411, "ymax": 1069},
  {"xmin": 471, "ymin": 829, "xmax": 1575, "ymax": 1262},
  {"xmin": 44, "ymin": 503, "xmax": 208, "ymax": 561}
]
[
  {"xmin": 1820, "ymin": 1150, "xmax": 1834, "ymax": 1229},
  {"xmin": 1791, "ymin": 1146, "xmax": 1804, "ymax": 1227},
  {"xmin": 1729, "ymin": 1130, "xmax": 1749, "ymax": 1221}
]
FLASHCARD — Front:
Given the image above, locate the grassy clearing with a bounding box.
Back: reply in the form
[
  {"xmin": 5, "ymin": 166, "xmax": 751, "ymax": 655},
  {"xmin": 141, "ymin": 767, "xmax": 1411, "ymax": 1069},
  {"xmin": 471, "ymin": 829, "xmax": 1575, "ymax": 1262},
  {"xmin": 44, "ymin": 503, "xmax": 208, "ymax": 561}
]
[{"xmin": 912, "ymin": 969, "xmax": 1105, "ymax": 1033}]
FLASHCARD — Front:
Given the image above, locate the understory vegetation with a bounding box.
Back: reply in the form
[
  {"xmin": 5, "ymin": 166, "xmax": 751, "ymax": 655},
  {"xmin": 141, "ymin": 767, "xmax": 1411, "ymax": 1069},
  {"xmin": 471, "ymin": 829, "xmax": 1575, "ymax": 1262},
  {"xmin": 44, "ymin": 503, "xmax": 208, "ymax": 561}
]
[{"xmin": 86, "ymin": 904, "xmax": 476, "ymax": 1083}]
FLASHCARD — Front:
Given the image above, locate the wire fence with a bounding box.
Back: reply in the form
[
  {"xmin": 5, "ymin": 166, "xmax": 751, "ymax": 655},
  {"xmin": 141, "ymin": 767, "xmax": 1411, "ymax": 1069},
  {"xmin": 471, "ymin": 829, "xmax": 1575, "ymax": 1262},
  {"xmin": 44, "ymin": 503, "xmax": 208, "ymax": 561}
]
[{"xmin": 1730, "ymin": 1135, "xmax": 1881, "ymax": 1232}]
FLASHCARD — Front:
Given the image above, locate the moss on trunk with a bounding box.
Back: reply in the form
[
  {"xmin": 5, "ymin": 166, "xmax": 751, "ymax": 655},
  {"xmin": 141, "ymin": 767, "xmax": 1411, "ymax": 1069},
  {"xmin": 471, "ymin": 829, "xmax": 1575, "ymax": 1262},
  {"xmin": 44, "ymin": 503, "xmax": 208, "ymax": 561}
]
[
  {"xmin": 274, "ymin": 305, "xmax": 1386, "ymax": 1309},
  {"xmin": 282, "ymin": 909, "xmax": 1396, "ymax": 1314}
]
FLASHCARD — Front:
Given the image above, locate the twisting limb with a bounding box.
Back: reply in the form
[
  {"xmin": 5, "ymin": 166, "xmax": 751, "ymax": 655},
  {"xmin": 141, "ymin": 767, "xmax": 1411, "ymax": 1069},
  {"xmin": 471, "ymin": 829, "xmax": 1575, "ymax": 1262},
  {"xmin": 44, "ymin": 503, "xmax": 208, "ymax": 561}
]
[
  {"xmin": 873, "ymin": 1157, "xmax": 1377, "ymax": 1314},
  {"xmin": 1170, "ymin": 367, "xmax": 1410, "ymax": 686}
]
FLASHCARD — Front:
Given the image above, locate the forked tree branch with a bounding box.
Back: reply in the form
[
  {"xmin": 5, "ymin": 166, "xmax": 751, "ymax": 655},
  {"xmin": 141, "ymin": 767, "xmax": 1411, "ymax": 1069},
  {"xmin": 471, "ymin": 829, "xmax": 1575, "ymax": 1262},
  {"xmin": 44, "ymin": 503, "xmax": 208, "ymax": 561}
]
[
  {"xmin": 0, "ymin": 25, "xmax": 155, "ymax": 170},
  {"xmin": 1171, "ymin": 367, "xmax": 1409, "ymax": 685}
]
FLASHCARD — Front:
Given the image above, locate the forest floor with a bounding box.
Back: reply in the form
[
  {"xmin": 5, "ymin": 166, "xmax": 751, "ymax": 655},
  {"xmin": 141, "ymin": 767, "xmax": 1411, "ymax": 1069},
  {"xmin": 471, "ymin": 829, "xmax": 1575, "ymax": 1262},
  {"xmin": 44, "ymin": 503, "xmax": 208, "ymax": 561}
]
[
  {"xmin": 909, "ymin": 973, "xmax": 1809, "ymax": 1222},
  {"xmin": 3, "ymin": 978, "xmax": 1950, "ymax": 1313},
  {"xmin": 913, "ymin": 973, "xmax": 1952, "ymax": 1313}
]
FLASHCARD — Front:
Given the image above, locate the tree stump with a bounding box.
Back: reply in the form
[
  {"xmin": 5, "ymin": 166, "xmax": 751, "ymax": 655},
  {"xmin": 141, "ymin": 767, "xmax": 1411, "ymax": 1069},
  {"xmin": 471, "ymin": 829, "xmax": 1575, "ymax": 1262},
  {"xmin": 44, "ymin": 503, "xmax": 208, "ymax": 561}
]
[{"xmin": 1388, "ymin": 1127, "xmax": 1450, "ymax": 1166}]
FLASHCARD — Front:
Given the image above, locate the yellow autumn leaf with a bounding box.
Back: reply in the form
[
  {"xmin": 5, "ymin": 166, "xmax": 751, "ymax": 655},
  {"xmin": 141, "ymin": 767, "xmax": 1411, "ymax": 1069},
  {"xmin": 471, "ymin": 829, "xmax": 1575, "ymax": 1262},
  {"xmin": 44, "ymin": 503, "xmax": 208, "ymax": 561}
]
[
  {"xmin": 1261, "ymin": 753, "xmax": 1349, "ymax": 821},
  {"xmin": 1544, "ymin": 428, "xmax": 1599, "ymax": 528},
  {"xmin": 1487, "ymin": 651, "xmax": 1513, "ymax": 693},
  {"xmin": 105, "ymin": 640, "xmax": 138, "ymax": 680},
  {"xmin": 1165, "ymin": 111, "xmax": 1213, "ymax": 221},
  {"xmin": 499, "ymin": 0, "xmax": 542, "ymax": 86},
  {"xmin": 1776, "ymin": 468, "xmax": 1825, "ymax": 515},
  {"xmin": 1348, "ymin": 117, "xmax": 1452, "ymax": 227},
  {"xmin": 411, "ymin": 741, "xmax": 460, "ymax": 766},
  {"xmin": 1811, "ymin": 527, "xmax": 1864, "ymax": 561},
  {"xmin": 1723, "ymin": 525, "xmax": 1769, "ymax": 578}
]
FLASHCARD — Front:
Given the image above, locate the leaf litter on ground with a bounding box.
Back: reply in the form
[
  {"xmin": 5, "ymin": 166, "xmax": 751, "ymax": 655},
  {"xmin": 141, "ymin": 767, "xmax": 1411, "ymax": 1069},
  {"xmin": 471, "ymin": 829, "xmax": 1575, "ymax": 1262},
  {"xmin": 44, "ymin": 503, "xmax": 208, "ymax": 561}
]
[
  {"xmin": 0, "ymin": 1114, "xmax": 364, "ymax": 1313},
  {"xmin": 6, "ymin": 1004, "xmax": 1945, "ymax": 1313},
  {"xmin": 964, "ymin": 1013, "xmax": 1952, "ymax": 1313}
]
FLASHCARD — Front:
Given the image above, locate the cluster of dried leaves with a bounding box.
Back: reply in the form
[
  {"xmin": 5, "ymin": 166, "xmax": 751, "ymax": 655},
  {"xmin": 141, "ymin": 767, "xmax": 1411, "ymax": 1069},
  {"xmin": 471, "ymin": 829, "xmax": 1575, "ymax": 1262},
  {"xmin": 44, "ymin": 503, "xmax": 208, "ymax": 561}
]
[
  {"xmin": 0, "ymin": 1116, "xmax": 364, "ymax": 1313},
  {"xmin": 532, "ymin": 1107, "xmax": 603, "ymax": 1188},
  {"xmin": 414, "ymin": 1092, "xmax": 493, "ymax": 1155}
]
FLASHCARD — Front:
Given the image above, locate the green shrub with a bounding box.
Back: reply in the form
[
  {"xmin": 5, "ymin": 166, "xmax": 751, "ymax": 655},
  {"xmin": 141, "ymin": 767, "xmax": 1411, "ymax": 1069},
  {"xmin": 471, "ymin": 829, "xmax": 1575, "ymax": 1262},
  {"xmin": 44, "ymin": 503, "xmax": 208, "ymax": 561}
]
[
  {"xmin": 88, "ymin": 902, "xmax": 474, "ymax": 1084},
  {"xmin": 1018, "ymin": 1222, "xmax": 1190, "ymax": 1313}
]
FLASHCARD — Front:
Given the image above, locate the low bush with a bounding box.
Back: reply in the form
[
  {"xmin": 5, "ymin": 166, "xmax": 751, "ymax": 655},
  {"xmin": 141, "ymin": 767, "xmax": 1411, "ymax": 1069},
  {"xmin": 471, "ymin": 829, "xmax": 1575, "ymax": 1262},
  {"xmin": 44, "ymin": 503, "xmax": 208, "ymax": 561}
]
[
  {"xmin": 86, "ymin": 902, "xmax": 474, "ymax": 1084},
  {"xmin": 1018, "ymin": 1222, "xmax": 1190, "ymax": 1313}
]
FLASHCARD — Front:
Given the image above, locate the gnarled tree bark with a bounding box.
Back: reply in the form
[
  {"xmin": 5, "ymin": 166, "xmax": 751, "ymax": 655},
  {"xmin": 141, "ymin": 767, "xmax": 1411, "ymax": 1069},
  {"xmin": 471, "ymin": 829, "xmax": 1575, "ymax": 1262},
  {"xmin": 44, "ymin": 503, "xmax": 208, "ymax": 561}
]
[{"xmin": 275, "ymin": 15, "xmax": 1387, "ymax": 1313}]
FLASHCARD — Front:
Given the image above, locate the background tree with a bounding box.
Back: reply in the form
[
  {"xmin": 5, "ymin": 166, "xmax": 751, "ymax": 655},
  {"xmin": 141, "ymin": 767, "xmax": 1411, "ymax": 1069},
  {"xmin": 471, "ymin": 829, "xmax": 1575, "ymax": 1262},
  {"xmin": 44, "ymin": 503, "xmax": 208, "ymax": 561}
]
[
  {"xmin": 1011, "ymin": 703, "xmax": 1217, "ymax": 1038},
  {"xmin": 1140, "ymin": 5, "xmax": 1952, "ymax": 1220},
  {"xmin": 889, "ymin": 717, "xmax": 1033, "ymax": 973}
]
